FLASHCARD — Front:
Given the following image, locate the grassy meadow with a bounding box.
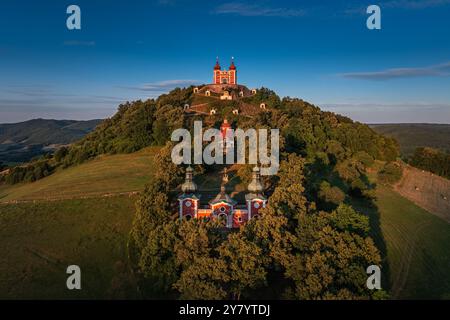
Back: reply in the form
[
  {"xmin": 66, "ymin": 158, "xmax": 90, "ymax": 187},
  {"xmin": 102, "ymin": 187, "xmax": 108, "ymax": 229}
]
[
  {"xmin": 374, "ymin": 185, "xmax": 450, "ymax": 299},
  {"xmin": 0, "ymin": 195, "xmax": 138, "ymax": 299},
  {"xmin": 0, "ymin": 148, "xmax": 159, "ymax": 298},
  {"xmin": 0, "ymin": 147, "xmax": 159, "ymax": 202},
  {"xmin": 360, "ymin": 163, "xmax": 450, "ymax": 299}
]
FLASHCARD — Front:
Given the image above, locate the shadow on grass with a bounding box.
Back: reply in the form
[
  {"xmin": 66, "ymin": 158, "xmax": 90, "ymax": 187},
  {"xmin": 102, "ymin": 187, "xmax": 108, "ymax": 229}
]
[{"xmin": 350, "ymin": 188, "xmax": 392, "ymax": 293}]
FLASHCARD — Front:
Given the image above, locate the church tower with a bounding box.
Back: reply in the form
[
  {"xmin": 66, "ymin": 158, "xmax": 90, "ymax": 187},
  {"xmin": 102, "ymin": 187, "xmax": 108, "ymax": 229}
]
[
  {"xmin": 178, "ymin": 166, "xmax": 199, "ymax": 221},
  {"xmin": 245, "ymin": 166, "xmax": 267, "ymax": 219},
  {"xmin": 213, "ymin": 57, "xmax": 221, "ymax": 85},
  {"xmin": 228, "ymin": 57, "xmax": 237, "ymax": 85}
]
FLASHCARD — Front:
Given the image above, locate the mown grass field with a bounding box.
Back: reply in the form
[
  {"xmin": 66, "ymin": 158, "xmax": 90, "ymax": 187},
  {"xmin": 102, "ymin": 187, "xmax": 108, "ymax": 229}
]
[
  {"xmin": 0, "ymin": 195, "xmax": 138, "ymax": 299},
  {"xmin": 0, "ymin": 147, "xmax": 159, "ymax": 202},
  {"xmin": 363, "ymin": 163, "xmax": 450, "ymax": 299},
  {"xmin": 375, "ymin": 184, "xmax": 450, "ymax": 299}
]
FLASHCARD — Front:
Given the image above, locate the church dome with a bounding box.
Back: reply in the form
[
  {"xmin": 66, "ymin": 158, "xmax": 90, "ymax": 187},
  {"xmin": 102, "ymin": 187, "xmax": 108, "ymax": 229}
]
[
  {"xmin": 214, "ymin": 59, "xmax": 221, "ymax": 70},
  {"xmin": 181, "ymin": 181, "xmax": 197, "ymax": 193},
  {"xmin": 229, "ymin": 61, "xmax": 236, "ymax": 70},
  {"xmin": 181, "ymin": 166, "xmax": 197, "ymax": 193},
  {"xmin": 247, "ymin": 166, "xmax": 263, "ymax": 193}
]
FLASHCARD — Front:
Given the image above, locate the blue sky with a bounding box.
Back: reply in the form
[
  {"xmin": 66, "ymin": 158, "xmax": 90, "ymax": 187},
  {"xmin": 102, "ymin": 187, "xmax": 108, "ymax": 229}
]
[{"xmin": 1, "ymin": 0, "xmax": 450, "ymax": 123}]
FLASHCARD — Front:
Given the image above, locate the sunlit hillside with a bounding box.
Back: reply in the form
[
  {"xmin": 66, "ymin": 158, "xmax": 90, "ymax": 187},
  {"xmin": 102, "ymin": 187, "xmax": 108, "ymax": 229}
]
[{"xmin": 0, "ymin": 147, "xmax": 159, "ymax": 203}]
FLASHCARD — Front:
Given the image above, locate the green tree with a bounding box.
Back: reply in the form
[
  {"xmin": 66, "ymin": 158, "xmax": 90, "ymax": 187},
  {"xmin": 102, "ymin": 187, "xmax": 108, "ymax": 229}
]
[
  {"xmin": 218, "ymin": 233, "xmax": 267, "ymax": 300},
  {"xmin": 378, "ymin": 162, "xmax": 403, "ymax": 184},
  {"xmin": 318, "ymin": 181, "xmax": 346, "ymax": 207},
  {"xmin": 286, "ymin": 206, "xmax": 381, "ymax": 300}
]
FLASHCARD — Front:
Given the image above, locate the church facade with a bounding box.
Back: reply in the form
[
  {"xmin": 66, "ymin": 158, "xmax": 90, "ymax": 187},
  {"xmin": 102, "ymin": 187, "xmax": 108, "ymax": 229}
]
[
  {"xmin": 178, "ymin": 166, "xmax": 266, "ymax": 228},
  {"xmin": 213, "ymin": 57, "xmax": 237, "ymax": 85}
]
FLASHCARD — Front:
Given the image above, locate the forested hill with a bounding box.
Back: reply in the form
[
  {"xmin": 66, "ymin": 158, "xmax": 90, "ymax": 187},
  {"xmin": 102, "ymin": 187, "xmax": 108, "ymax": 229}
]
[
  {"xmin": 2, "ymin": 86, "xmax": 399, "ymax": 183},
  {"xmin": 63, "ymin": 86, "xmax": 399, "ymax": 166},
  {"xmin": 370, "ymin": 123, "xmax": 450, "ymax": 157},
  {"xmin": 0, "ymin": 118, "xmax": 101, "ymax": 145},
  {"xmin": 0, "ymin": 119, "xmax": 101, "ymax": 165},
  {"xmin": 129, "ymin": 87, "xmax": 401, "ymax": 300}
]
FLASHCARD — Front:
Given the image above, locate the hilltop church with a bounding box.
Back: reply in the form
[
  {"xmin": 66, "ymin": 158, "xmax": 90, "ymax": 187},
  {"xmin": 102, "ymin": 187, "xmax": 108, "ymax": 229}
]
[{"xmin": 213, "ymin": 57, "xmax": 237, "ymax": 85}]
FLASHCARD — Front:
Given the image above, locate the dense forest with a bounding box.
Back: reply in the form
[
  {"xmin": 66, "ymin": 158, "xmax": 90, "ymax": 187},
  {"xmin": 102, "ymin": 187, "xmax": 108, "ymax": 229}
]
[{"xmin": 409, "ymin": 147, "xmax": 450, "ymax": 179}]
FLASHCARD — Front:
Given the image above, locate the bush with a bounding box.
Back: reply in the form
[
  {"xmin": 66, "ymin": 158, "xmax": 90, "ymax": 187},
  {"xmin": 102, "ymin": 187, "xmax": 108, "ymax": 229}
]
[
  {"xmin": 353, "ymin": 151, "xmax": 374, "ymax": 168},
  {"xmin": 5, "ymin": 160, "xmax": 54, "ymax": 184},
  {"xmin": 318, "ymin": 181, "xmax": 346, "ymax": 206},
  {"xmin": 54, "ymin": 146, "xmax": 69, "ymax": 163},
  {"xmin": 378, "ymin": 162, "xmax": 403, "ymax": 184}
]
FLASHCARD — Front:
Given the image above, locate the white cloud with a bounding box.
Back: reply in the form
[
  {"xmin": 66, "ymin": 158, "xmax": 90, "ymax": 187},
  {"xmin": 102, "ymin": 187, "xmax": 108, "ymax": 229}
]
[
  {"xmin": 340, "ymin": 62, "xmax": 450, "ymax": 80},
  {"xmin": 213, "ymin": 2, "xmax": 305, "ymax": 17},
  {"xmin": 63, "ymin": 40, "xmax": 96, "ymax": 47},
  {"xmin": 342, "ymin": 0, "xmax": 450, "ymax": 16},
  {"xmin": 383, "ymin": 0, "xmax": 450, "ymax": 9},
  {"xmin": 122, "ymin": 79, "xmax": 201, "ymax": 92}
]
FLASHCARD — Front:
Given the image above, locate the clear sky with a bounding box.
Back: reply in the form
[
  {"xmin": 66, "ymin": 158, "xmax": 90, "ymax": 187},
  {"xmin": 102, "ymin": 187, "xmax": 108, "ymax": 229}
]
[{"xmin": 1, "ymin": 0, "xmax": 450, "ymax": 123}]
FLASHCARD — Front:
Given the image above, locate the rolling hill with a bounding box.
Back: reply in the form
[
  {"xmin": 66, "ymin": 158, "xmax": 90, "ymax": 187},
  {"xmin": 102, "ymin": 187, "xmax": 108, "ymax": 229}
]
[
  {"xmin": 0, "ymin": 119, "xmax": 102, "ymax": 164},
  {"xmin": 0, "ymin": 147, "xmax": 159, "ymax": 202},
  {"xmin": 0, "ymin": 147, "xmax": 159, "ymax": 299},
  {"xmin": 370, "ymin": 123, "xmax": 450, "ymax": 157},
  {"xmin": 374, "ymin": 184, "xmax": 450, "ymax": 299}
]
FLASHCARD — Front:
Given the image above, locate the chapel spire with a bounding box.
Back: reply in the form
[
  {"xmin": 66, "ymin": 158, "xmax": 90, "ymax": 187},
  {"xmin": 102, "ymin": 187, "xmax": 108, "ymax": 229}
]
[
  {"xmin": 181, "ymin": 166, "xmax": 197, "ymax": 193},
  {"xmin": 247, "ymin": 166, "xmax": 263, "ymax": 194}
]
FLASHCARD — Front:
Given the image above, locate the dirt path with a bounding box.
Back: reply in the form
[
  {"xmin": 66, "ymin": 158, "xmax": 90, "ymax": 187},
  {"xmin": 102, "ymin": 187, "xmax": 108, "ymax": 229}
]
[{"xmin": 0, "ymin": 191, "xmax": 140, "ymax": 205}]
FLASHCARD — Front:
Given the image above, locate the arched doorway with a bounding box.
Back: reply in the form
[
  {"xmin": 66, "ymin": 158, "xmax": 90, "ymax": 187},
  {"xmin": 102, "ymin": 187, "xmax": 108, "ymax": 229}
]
[{"xmin": 218, "ymin": 213, "xmax": 227, "ymax": 226}]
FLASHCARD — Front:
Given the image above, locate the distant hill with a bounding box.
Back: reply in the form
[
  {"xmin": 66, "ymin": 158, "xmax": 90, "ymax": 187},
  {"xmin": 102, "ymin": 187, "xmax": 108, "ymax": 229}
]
[
  {"xmin": 0, "ymin": 118, "xmax": 102, "ymax": 145},
  {"xmin": 370, "ymin": 124, "xmax": 450, "ymax": 157},
  {"xmin": 0, "ymin": 119, "xmax": 102, "ymax": 164}
]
